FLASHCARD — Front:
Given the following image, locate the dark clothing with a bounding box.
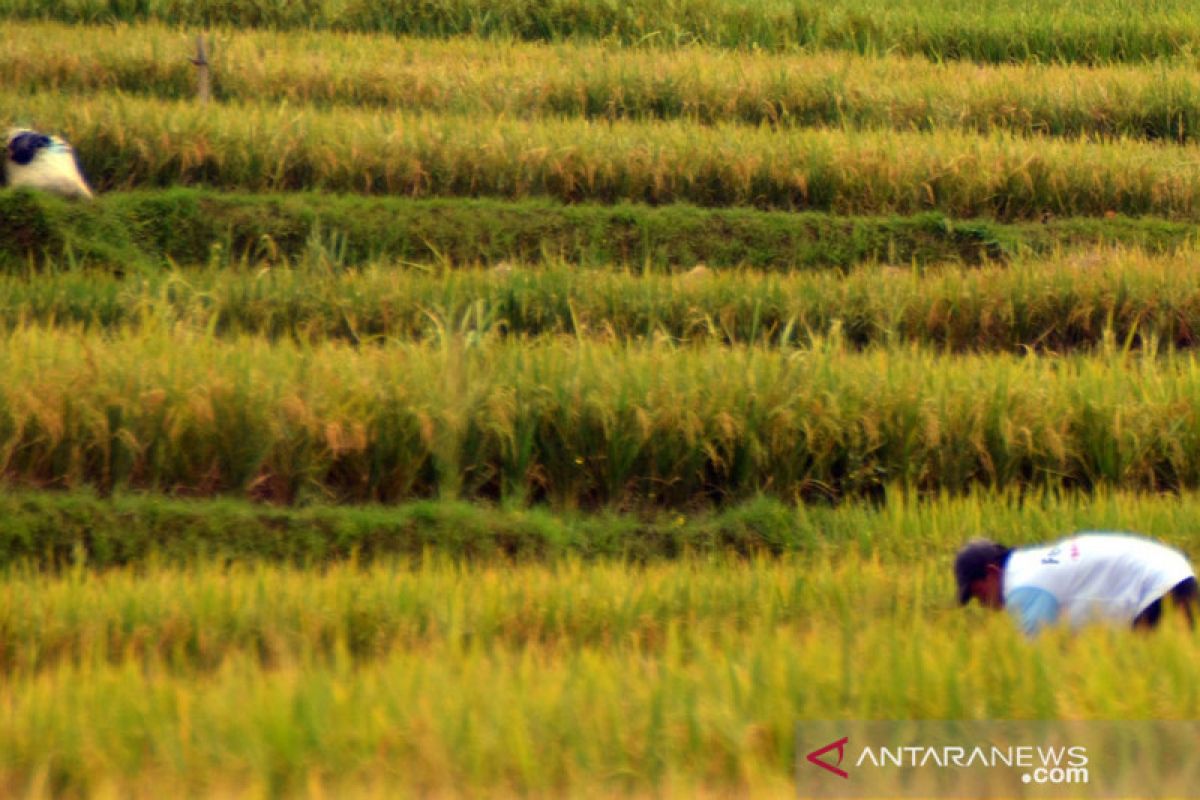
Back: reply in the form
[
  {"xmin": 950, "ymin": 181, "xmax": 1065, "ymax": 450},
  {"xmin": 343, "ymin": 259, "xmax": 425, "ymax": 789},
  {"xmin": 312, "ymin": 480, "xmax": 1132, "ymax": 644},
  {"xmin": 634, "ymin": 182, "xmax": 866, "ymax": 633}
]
[
  {"xmin": 1132, "ymin": 577, "xmax": 1198, "ymax": 629},
  {"xmin": 7, "ymin": 132, "xmax": 51, "ymax": 165}
]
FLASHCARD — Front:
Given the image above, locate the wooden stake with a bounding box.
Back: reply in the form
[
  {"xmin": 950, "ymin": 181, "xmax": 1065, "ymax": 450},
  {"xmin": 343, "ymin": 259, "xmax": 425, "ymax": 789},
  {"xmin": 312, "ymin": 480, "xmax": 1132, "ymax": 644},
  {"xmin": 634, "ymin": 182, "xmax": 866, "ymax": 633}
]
[{"xmin": 190, "ymin": 35, "xmax": 210, "ymax": 104}]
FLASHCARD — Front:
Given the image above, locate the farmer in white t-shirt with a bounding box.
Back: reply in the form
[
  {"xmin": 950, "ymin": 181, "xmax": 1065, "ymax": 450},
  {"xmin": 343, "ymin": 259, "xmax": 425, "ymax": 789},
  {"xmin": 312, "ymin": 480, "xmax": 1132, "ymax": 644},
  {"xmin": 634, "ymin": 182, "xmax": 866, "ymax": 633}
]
[{"xmin": 955, "ymin": 533, "xmax": 1197, "ymax": 636}]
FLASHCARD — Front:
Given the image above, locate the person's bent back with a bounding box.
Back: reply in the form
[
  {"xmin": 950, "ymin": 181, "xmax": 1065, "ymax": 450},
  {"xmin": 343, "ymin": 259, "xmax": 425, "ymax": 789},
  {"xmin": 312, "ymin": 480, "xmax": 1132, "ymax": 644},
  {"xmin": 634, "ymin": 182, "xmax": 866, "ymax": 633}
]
[{"xmin": 955, "ymin": 532, "xmax": 1197, "ymax": 637}]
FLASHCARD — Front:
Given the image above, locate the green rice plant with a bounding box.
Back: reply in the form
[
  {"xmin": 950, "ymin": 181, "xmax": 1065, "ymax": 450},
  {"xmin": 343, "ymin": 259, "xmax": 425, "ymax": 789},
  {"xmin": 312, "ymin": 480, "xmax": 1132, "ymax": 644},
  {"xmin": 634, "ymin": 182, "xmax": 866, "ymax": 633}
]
[
  {"xmin": 1, "ymin": 0, "xmax": 1199, "ymax": 63},
  {"xmin": 12, "ymin": 91, "xmax": 1200, "ymax": 219},
  {"xmin": 6, "ymin": 247, "xmax": 1200, "ymax": 352},
  {"xmin": 3, "ymin": 327, "xmax": 1200, "ymax": 504},
  {"xmin": 9, "ymin": 22, "xmax": 1200, "ymax": 142}
]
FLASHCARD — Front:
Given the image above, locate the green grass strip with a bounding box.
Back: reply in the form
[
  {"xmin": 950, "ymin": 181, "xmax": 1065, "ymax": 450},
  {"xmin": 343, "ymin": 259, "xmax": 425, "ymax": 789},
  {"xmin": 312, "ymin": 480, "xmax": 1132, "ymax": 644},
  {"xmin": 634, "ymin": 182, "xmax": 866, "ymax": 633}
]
[
  {"xmin": 2, "ymin": 188, "xmax": 1194, "ymax": 272},
  {"xmin": 0, "ymin": 490, "xmax": 810, "ymax": 567},
  {"xmin": 4, "ymin": 485, "xmax": 1200, "ymax": 568}
]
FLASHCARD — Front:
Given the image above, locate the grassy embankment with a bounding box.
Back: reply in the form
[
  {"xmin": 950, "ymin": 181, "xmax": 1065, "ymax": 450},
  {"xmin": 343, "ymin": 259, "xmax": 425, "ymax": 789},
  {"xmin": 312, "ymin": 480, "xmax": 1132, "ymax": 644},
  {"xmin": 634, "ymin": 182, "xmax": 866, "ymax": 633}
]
[
  {"xmin": 6, "ymin": 188, "xmax": 1196, "ymax": 272},
  {"xmin": 2, "ymin": 485, "xmax": 1200, "ymax": 566}
]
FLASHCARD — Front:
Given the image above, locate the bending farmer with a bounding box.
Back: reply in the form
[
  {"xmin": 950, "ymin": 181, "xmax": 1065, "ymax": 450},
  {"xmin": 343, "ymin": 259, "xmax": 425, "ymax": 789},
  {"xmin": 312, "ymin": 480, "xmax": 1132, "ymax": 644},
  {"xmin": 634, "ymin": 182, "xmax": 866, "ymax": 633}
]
[{"xmin": 955, "ymin": 533, "xmax": 1197, "ymax": 636}]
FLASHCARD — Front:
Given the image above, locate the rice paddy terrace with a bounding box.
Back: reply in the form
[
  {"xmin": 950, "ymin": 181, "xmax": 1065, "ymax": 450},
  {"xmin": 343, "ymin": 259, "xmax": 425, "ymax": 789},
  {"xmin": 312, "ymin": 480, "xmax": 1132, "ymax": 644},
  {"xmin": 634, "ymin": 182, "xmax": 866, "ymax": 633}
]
[{"xmin": 5, "ymin": 3, "xmax": 1200, "ymax": 796}]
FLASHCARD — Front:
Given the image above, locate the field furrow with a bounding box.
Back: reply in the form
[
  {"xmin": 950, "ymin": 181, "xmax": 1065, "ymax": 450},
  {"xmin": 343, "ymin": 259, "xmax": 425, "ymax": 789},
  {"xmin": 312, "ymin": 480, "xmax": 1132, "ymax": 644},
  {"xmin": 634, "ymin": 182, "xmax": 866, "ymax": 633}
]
[
  {"xmin": 12, "ymin": 189, "xmax": 1191, "ymax": 273},
  {"xmin": 0, "ymin": 481, "xmax": 1196, "ymax": 565}
]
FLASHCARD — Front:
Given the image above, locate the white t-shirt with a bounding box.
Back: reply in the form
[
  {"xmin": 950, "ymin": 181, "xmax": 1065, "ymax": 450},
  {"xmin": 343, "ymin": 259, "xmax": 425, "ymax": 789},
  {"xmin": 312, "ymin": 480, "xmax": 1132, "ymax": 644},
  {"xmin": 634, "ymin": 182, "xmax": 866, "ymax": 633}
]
[{"xmin": 1003, "ymin": 533, "xmax": 1194, "ymax": 633}]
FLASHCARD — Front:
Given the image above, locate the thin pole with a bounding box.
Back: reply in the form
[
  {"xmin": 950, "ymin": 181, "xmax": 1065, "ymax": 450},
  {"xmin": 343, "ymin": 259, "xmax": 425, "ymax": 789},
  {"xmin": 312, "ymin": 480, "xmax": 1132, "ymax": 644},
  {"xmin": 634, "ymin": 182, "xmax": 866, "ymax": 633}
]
[{"xmin": 191, "ymin": 35, "xmax": 210, "ymax": 104}]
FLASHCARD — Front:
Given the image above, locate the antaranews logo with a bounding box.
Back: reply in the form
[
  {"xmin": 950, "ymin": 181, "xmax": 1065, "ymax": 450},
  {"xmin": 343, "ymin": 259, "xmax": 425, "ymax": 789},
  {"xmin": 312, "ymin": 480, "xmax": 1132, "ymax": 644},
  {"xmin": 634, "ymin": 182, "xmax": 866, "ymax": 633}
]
[
  {"xmin": 805, "ymin": 736, "xmax": 1088, "ymax": 784},
  {"xmin": 805, "ymin": 736, "xmax": 850, "ymax": 779},
  {"xmin": 798, "ymin": 721, "xmax": 1196, "ymax": 799}
]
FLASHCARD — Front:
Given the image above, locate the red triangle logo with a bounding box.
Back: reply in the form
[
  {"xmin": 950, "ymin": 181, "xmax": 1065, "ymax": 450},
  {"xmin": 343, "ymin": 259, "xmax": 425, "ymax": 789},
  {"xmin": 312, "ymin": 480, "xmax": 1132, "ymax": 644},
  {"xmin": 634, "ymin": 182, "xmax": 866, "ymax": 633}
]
[{"xmin": 806, "ymin": 736, "xmax": 850, "ymax": 779}]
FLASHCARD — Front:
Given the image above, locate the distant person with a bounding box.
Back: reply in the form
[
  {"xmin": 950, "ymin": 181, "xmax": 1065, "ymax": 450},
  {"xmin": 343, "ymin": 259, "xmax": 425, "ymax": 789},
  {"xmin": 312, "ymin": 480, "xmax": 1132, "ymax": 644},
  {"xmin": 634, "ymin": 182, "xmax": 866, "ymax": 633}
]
[
  {"xmin": 955, "ymin": 533, "xmax": 1196, "ymax": 636},
  {"xmin": 5, "ymin": 128, "xmax": 94, "ymax": 200}
]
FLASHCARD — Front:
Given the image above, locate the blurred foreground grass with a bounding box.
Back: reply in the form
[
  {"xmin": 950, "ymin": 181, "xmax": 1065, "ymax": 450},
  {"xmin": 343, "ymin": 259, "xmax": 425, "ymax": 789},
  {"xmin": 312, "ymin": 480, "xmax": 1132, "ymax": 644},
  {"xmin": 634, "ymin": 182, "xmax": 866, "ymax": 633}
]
[{"xmin": 1, "ymin": 549, "xmax": 1197, "ymax": 797}]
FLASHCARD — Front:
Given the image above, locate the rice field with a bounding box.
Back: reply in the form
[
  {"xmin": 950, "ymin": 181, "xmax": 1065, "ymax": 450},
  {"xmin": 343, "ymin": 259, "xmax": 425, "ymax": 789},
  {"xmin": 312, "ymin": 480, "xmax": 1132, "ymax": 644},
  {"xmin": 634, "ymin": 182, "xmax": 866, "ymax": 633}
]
[
  {"xmin": 4, "ymin": 0, "xmax": 1200, "ymax": 63},
  {"xmin": 4, "ymin": 249, "xmax": 1200, "ymax": 351},
  {"xmin": 4, "ymin": 553, "xmax": 1200, "ymax": 797},
  {"xmin": 9, "ymin": 22, "xmax": 1200, "ymax": 142},
  {"xmin": 8, "ymin": 326, "xmax": 1200, "ymax": 504},
  {"xmin": 5, "ymin": 3, "xmax": 1200, "ymax": 797},
  {"xmin": 3, "ymin": 491, "xmax": 1200, "ymax": 795},
  {"xmin": 14, "ymin": 89, "xmax": 1200, "ymax": 218}
]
